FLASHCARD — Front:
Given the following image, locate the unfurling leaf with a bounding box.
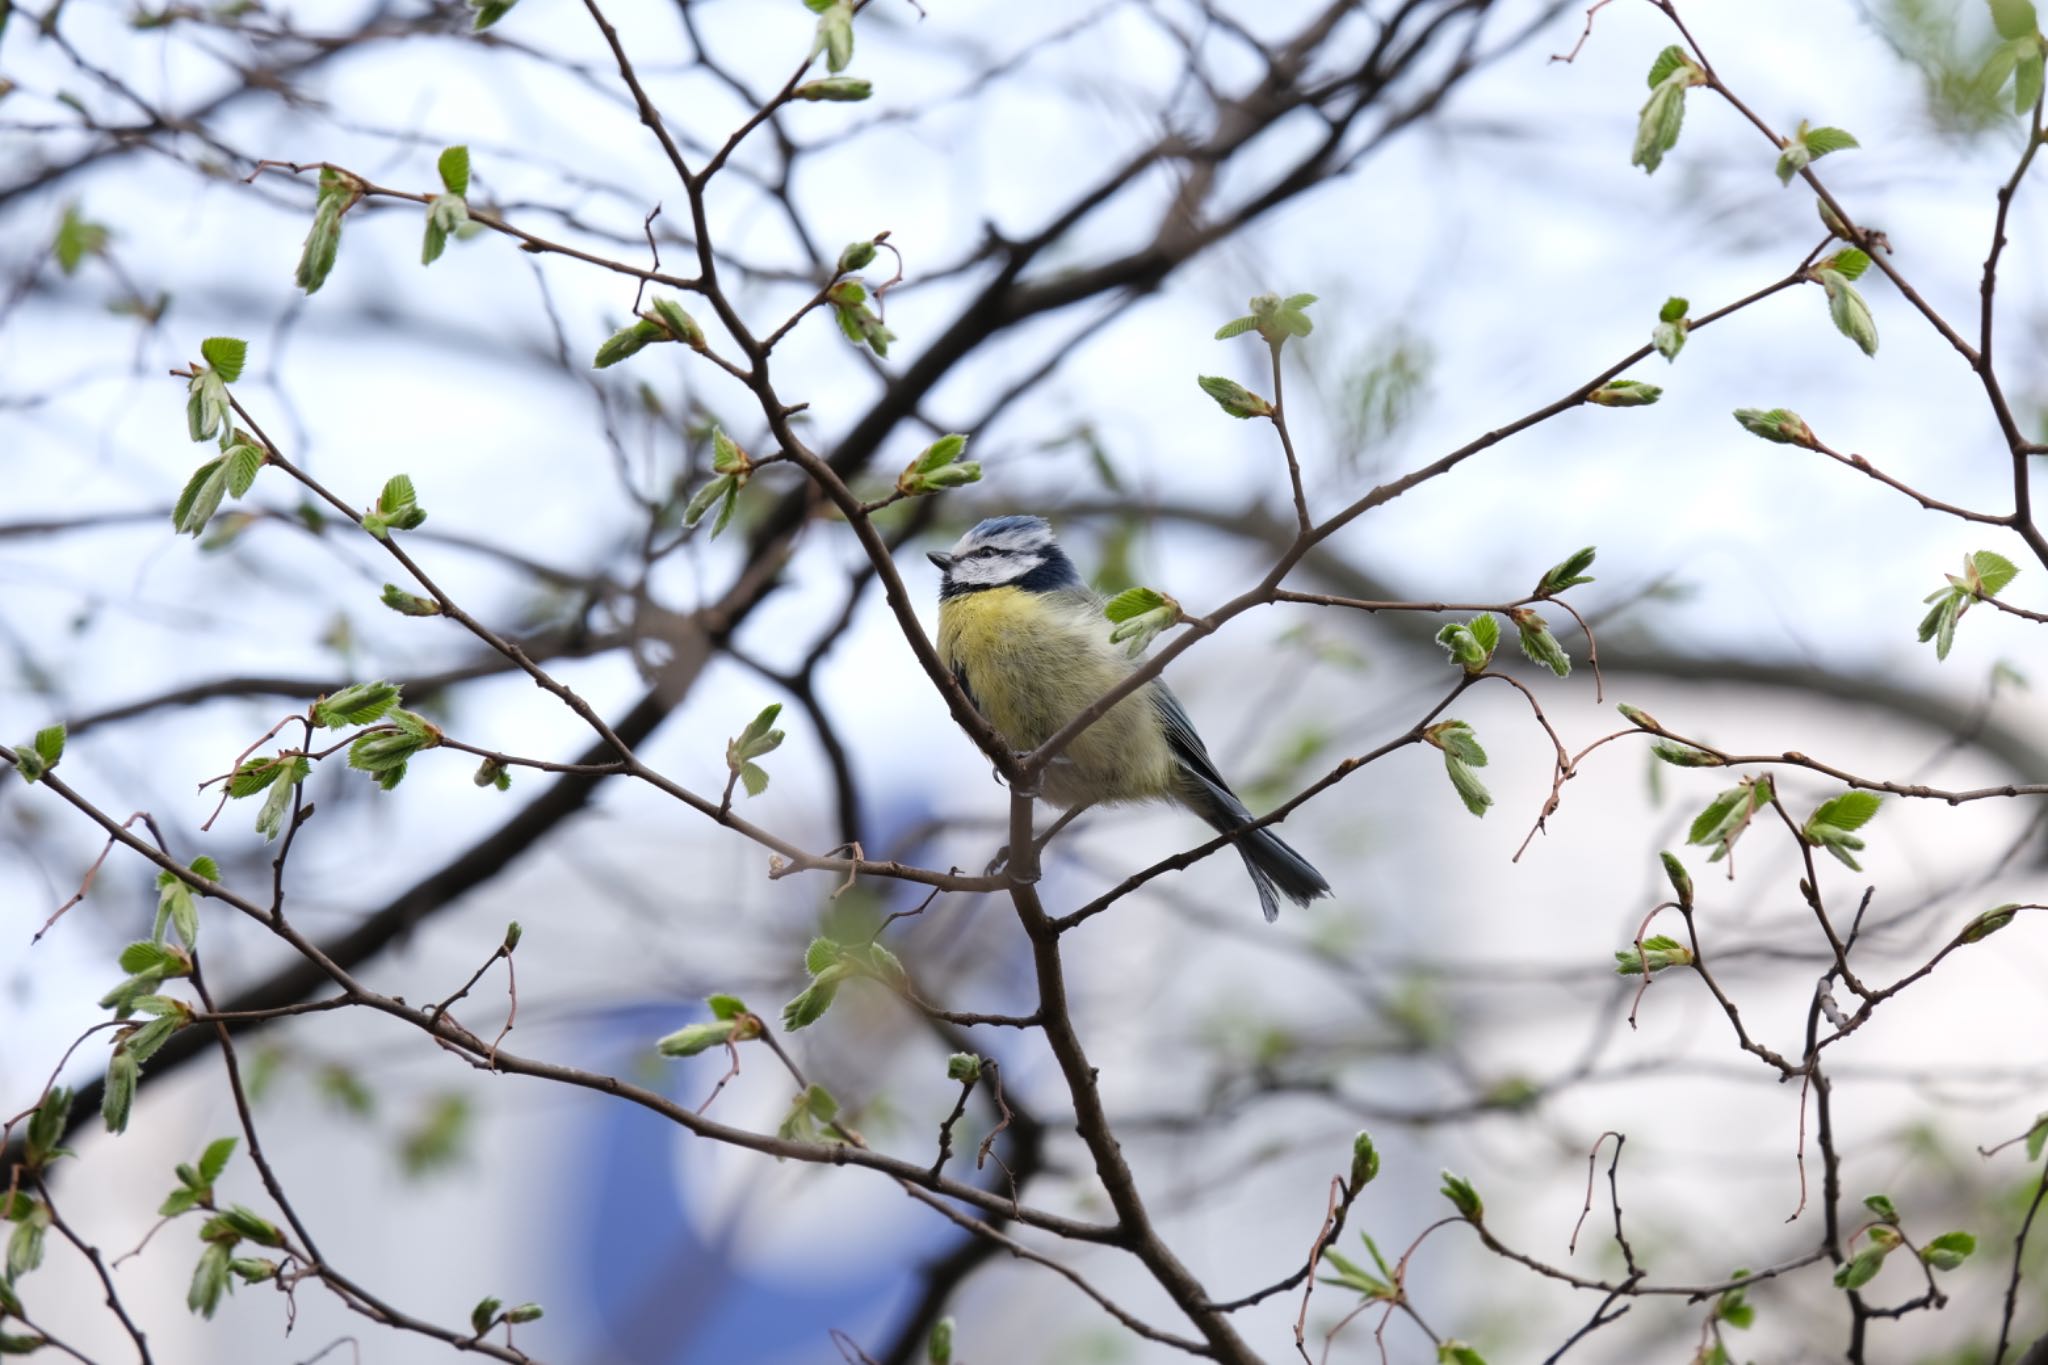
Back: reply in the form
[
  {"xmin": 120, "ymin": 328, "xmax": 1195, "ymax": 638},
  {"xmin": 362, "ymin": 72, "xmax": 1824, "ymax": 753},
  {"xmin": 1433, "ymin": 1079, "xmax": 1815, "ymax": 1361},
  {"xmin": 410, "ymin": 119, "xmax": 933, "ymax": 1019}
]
[
  {"xmin": 1732, "ymin": 407, "xmax": 1817, "ymax": 447},
  {"xmin": 1960, "ymin": 903, "xmax": 2021, "ymax": 944},
  {"xmin": 1536, "ymin": 546, "xmax": 1596, "ymax": 596},
  {"xmin": 1511, "ymin": 608, "xmax": 1571, "ymax": 677},
  {"xmin": 1814, "ymin": 268, "xmax": 1878, "ymax": 356},
  {"xmin": 1687, "ymin": 776, "xmax": 1774, "ymax": 864},
  {"xmin": 1348, "ymin": 1130, "xmax": 1380, "ymax": 1191},
  {"xmin": 1425, "ymin": 721, "xmax": 1491, "ymax": 817},
  {"xmin": 1586, "ymin": 379, "xmax": 1661, "ymax": 407},
  {"xmin": 1921, "ymin": 1230, "xmax": 1976, "ymax": 1270},
  {"xmin": 1196, "ymin": 375, "xmax": 1273, "ymax": 419},
  {"xmin": 1439, "ymin": 1169, "xmax": 1484, "ymax": 1220},
  {"xmin": 1660, "ymin": 851, "xmax": 1694, "ymax": 908},
  {"xmin": 1633, "ymin": 48, "xmax": 1701, "ymax": 174},
  {"xmin": 1614, "ymin": 934, "xmax": 1693, "ymax": 974}
]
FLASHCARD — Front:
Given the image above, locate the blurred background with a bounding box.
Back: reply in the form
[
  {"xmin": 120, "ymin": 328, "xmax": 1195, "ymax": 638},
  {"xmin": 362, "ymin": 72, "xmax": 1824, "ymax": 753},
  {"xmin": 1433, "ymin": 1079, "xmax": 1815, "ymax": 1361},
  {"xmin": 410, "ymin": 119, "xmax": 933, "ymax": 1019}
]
[{"xmin": 4, "ymin": 0, "xmax": 2048, "ymax": 1360}]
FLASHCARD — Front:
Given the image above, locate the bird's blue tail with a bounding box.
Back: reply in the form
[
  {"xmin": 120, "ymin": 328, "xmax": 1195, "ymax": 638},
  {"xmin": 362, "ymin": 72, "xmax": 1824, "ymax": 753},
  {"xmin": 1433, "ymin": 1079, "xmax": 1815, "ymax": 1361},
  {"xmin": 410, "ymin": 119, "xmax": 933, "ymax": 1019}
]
[{"xmin": 1180, "ymin": 770, "xmax": 1331, "ymax": 922}]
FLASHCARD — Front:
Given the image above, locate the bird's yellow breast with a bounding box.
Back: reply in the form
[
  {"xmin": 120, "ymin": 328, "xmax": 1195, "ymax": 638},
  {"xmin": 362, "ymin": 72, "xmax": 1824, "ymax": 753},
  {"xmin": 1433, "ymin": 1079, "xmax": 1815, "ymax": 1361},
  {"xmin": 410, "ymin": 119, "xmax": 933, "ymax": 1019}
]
[
  {"xmin": 937, "ymin": 581, "xmax": 1179, "ymax": 806},
  {"xmin": 936, "ymin": 587, "xmax": 1173, "ymax": 807}
]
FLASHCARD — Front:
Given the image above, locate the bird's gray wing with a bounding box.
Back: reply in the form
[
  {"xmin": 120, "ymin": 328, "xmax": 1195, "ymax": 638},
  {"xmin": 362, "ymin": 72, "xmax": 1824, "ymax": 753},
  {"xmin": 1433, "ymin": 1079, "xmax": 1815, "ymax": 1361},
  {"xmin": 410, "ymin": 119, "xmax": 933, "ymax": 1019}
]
[{"xmin": 1151, "ymin": 683, "xmax": 1240, "ymax": 806}]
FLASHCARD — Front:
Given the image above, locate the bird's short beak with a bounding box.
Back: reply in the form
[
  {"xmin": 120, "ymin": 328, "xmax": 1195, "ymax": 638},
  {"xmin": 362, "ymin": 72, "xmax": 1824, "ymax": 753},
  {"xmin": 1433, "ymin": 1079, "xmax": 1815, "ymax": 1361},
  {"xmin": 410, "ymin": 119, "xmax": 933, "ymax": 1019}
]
[{"xmin": 927, "ymin": 551, "xmax": 954, "ymax": 571}]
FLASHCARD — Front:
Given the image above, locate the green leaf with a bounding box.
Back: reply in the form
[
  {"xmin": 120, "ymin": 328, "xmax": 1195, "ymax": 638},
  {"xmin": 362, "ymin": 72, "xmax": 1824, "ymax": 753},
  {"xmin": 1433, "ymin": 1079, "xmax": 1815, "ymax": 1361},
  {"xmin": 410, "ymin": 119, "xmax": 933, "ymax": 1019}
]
[
  {"xmin": 804, "ymin": 937, "xmax": 842, "ymax": 976},
  {"xmin": 738, "ymin": 762, "xmax": 769, "ymax": 797},
  {"xmin": 864, "ymin": 941, "xmax": 907, "ymax": 986},
  {"xmin": 471, "ymin": 1297, "xmax": 504, "ymax": 1335},
  {"xmin": 216, "ymin": 442, "xmax": 262, "ymax": 499},
  {"xmin": 738, "ymin": 703, "xmax": 782, "ymax": 749},
  {"xmin": 1919, "ymin": 591, "xmax": 1964, "ymax": 661},
  {"xmin": 1426, "ymin": 719, "xmax": 1487, "ymax": 766},
  {"xmin": 946, "ymin": 1053, "xmax": 982, "ymax": 1083},
  {"xmin": 1921, "ymin": 1230, "xmax": 1976, "ymax": 1270},
  {"xmin": 1438, "ymin": 1344, "xmax": 1488, "ymax": 1365},
  {"xmin": 927, "ymin": 1316, "xmax": 954, "ymax": 1365},
  {"xmin": 914, "ymin": 433, "xmax": 968, "ymax": 473},
  {"xmin": 253, "ymin": 758, "xmax": 308, "ymax": 841},
  {"xmin": 1658, "ymin": 296, "xmax": 1690, "ymax": 323},
  {"xmin": 1196, "ymin": 375, "xmax": 1273, "ymax": 419},
  {"xmin": 1633, "ymin": 72, "xmax": 1690, "ymax": 174},
  {"xmin": 198, "ymin": 1136, "xmax": 237, "ymax": 1184},
  {"xmin": 315, "ymin": 681, "xmax": 401, "ymax": 728},
  {"xmin": 438, "ymin": 145, "xmax": 470, "ymax": 196},
  {"xmin": 188, "ymin": 1242, "xmax": 232, "ymax": 1318},
  {"xmin": 1970, "ymin": 549, "xmax": 2020, "ymax": 597},
  {"xmin": 1732, "ymin": 407, "xmax": 1817, "ymax": 447},
  {"xmin": 422, "ymin": 194, "xmax": 466, "ymax": 266},
  {"xmin": 6, "ymin": 1217, "xmax": 46, "ymax": 1283},
  {"xmin": 2016, "ymin": 41, "xmax": 2046, "ymax": 114},
  {"xmin": 1825, "ymin": 248, "xmax": 1871, "ymax": 281},
  {"xmin": 53, "ymin": 202, "xmax": 110, "ymax": 275},
  {"xmin": 1613, "ymin": 934, "xmax": 1693, "ymax": 974},
  {"xmin": 470, "ymin": 0, "xmax": 518, "ymax": 29},
  {"xmin": 226, "ymin": 755, "xmax": 290, "ymax": 798},
  {"xmin": 367, "ymin": 474, "xmax": 426, "ymax": 537},
  {"xmin": 1213, "ymin": 315, "xmax": 1258, "ymax": 340},
  {"xmin": 119, "ymin": 940, "xmax": 184, "ymax": 975},
  {"xmin": 682, "ymin": 473, "xmax": 734, "ymax": 529},
  {"xmin": 31, "ymin": 724, "xmax": 64, "ymax": 767},
  {"xmin": 1687, "ymin": 777, "xmax": 1773, "ymax": 863},
  {"xmin": 173, "ymin": 459, "xmax": 230, "ymax": 537},
  {"xmin": 102, "ymin": 1049, "xmax": 139, "ymax": 1134},
  {"xmin": 1537, "ymin": 546, "xmax": 1596, "ymax": 595},
  {"xmin": 1319, "ymin": 1247, "xmax": 1393, "ymax": 1298},
  {"xmin": 185, "ymin": 370, "xmax": 229, "ymax": 443},
  {"xmin": 1646, "ymin": 44, "xmax": 1689, "ymax": 87},
  {"xmin": 505, "ymin": 1303, "xmax": 543, "ymax": 1325},
  {"xmin": 811, "ymin": 0, "xmax": 854, "ymax": 72},
  {"xmin": 1992, "ymin": 0, "xmax": 2040, "ymax": 41},
  {"xmin": 2026, "ymin": 1112, "xmax": 2048, "ymax": 1162},
  {"xmin": 296, "ymin": 196, "xmax": 344, "ymax": 295},
  {"xmin": 1104, "ymin": 587, "xmax": 1167, "ymax": 623},
  {"xmin": 200, "ymin": 337, "xmax": 248, "ymax": 383},
  {"xmin": 1816, "ymin": 269, "xmax": 1878, "ymax": 356},
  {"xmin": 1104, "ymin": 589, "xmax": 1179, "ymax": 657},
  {"xmin": 1444, "ymin": 755, "xmax": 1492, "ymax": 817},
  {"xmin": 1436, "ymin": 621, "xmax": 1493, "ymax": 673},
  {"xmin": 707, "ymin": 993, "xmax": 748, "ymax": 1021},
  {"xmin": 1833, "ymin": 1242, "xmax": 1890, "ymax": 1290},
  {"xmin": 1653, "ymin": 318, "xmax": 1687, "ymax": 362},
  {"xmin": 781, "ymin": 980, "xmax": 839, "ymax": 1032},
  {"xmin": 1807, "ymin": 790, "xmax": 1882, "ymax": 835}
]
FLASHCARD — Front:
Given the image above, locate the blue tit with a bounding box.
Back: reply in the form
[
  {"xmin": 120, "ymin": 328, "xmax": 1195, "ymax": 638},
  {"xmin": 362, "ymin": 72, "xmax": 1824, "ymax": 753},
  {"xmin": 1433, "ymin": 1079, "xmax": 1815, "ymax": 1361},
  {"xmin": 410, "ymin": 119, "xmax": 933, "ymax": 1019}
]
[{"xmin": 929, "ymin": 515, "xmax": 1330, "ymax": 921}]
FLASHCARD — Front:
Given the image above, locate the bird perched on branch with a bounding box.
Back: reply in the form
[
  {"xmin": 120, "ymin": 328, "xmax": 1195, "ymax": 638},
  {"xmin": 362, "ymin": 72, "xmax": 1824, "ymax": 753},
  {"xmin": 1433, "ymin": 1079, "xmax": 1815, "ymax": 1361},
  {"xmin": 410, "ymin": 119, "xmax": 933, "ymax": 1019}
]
[{"xmin": 930, "ymin": 515, "xmax": 1329, "ymax": 921}]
